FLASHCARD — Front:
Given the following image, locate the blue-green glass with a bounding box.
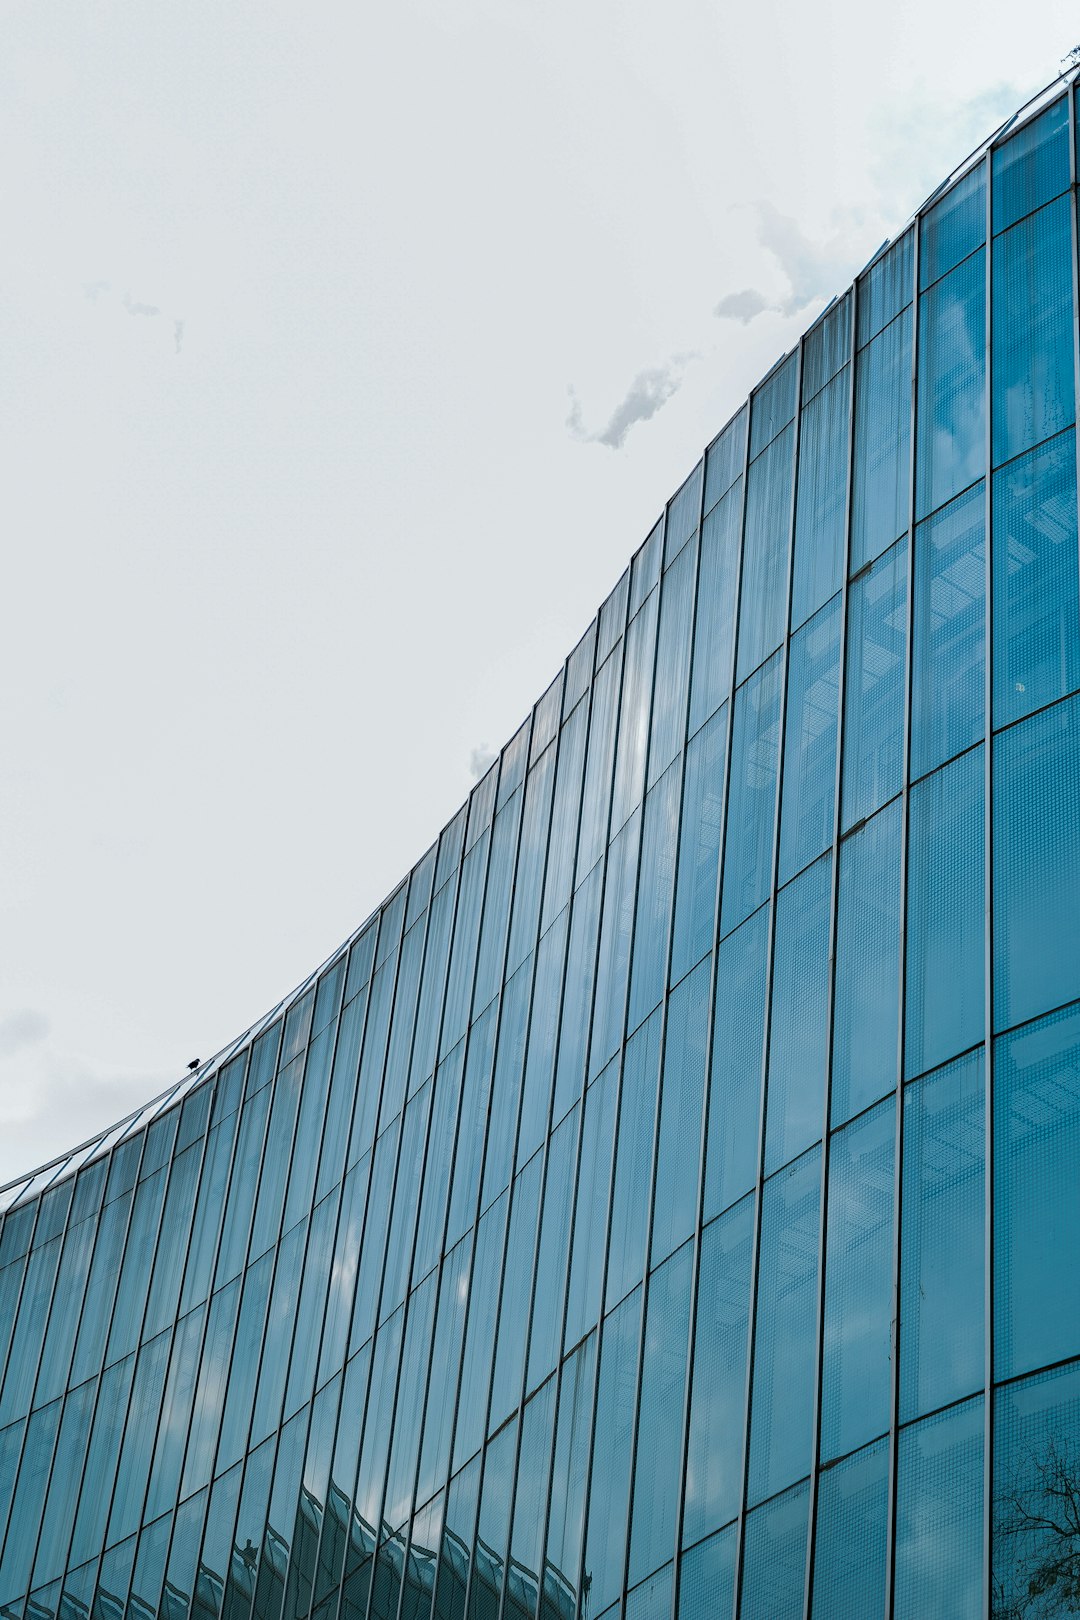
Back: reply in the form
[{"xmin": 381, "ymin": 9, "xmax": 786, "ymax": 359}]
[
  {"xmin": 576, "ymin": 642, "xmax": 621, "ymax": 886},
  {"xmin": 894, "ymin": 1397, "xmax": 982, "ymax": 1620},
  {"xmin": 678, "ymin": 1523, "xmax": 736, "ymax": 1620},
  {"xmin": 507, "ymin": 743, "xmax": 557, "ymax": 978},
  {"xmin": 747, "ymin": 1147, "xmax": 820, "ymax": 1504},
  {"xmin": 703, "ymin": 407, "xmax": 747, "ymax": 517},
  {"xmin": 583, "ymin": 1289, "xmax": 642, "ymax": 1617},
  {"xmin": 651, "ymin": 960, "xmax": 709, "ymax": 1266},
  {"xmin": 858, "ymin": 230, "xmax": 913, "ymax": 346},
  {"xmin": 995, "ymin": 1002, "xmax": 1080, "ymax": 1379},
  {"xmin": 993, "ymin": 94, "xmax": 1070, "ymax": 232},
  {"xmin": 910, "ymin": 482, "xmax": 985, "ymax": 778},
  {"xmin": 527, "ymin": 1109, "xmax": 576, "ymax": 1392},
  {"xmin": 689, "ymin": 485, "xmax": 741, "ymax": 735},
  {"xmin": 920, "ymin": 162, "xmax": 985, "ymax": 290},
  {"xmin": 766, "ymin": 855, "xmax": 831, "ymax": 1173},
  {"xmin": 649, "ymin": 540, "xmax": 696, "ymax": 785},
  {"xmin": 792, "ymin": 370, "xmax": 849, "ymax": 631},
  {"xmin": 905, "ymin": 747, "xmax": 984, "ymax": 1078},
  {"xmin": 820, "ymin": 1100, "xmax": 894, "ymax": 1462},
  {"xmin": 851, "ymin": 308, "xmax": 912, "ymax": 572},
  {"xmin": 545, "ymin": 1334, "xmax": 595, "ymax": 1609},
  {"xmin": 993, "ymin": 1362, "xmax": 1080, "ymax": 1618},
  {"xmin": 628, "ymin": 1242, "xmax": 693, "ymax": 1587},
  {"xmin": 739, "ymin": 1482, "xmax": 809, "ymax": 1620},
  {"xmin": 915, "ymin": 248, "xmax": 985, "ymax": 520},
  {"xmin": 590, "ymin": 809, "xmax": 641, "ymax": 1078},
  {"xmin": 705, "ymin": 905, "xmax": 769, "ymax": 1221},
  {"xmin": 721, "ymin": 654, "xmax": 782, "ymax": 936},
  {"xmin": 508, "ymin": 1378, "xmax": 556, "ymax": 1600},
  {"xmin": 900, "ymin": 1050, "xmax": 984, "ymax": 1421},
  {"xmin": 551, "ymin": 864, "xmax": 601, "ymax": 1123},
  {"xmin": 670, "ymin": 704, "xmax": 727, "ymax": 986},
  {"xmin": 737, "ymin": 425, "xmax": 795, "ymax": 682},
  {"xmin": 610, "ymin": 587, "xmax": 658, "ymax": 835},
  {"xmin": 811, "ymin": 1437, "xmax": 888, "ymax": 1620},
  {"xmin": 991, "ymin": 195, "xmax": 1075, "ymax": 466},
  {"xmin": 488, "ymin": 1153, "xmax": 542, "ymax": 1431},
  {"xmin": 564, "ymin": 1063, "xmax": 616, "ymax": 1354},
  {"xmin": 683, "ymin": 1196, "xmax": 753, "ymax": 1549},
  {"xmin": 992, "ymin": 428, "xmax": 1079, "ymax": 729},
  {"xmin": 993, "ymin": 694, "xmax": 1080, "ymax": 1030},
  {"xmin": 802, "ymin": 291, "xmax": 852, "ymax": 401},
  {"xmin": 666, "ymin": 461, "xmax": 703, "ymax": 566},
  {"xmin": 453, "ymin": 1194, "xmax": 507, "ymax": 1473},
  {"xmin": 778, "ymin": 595, "xmax": 840, "ymax": 885},
  {"xmin": 831, "ymin": 798, "xmax": 902, "ymax": 1125},
  {"xmin": 628, "ymin": 763, "xmax": 680, "ymax": 1033},
  {"xmin": 842, "ymin": 535, "xmax": 907, "ymax": 829},
  {"xmin": 630, "ymin": 519, "xmax": 662, "ymax": 617},
  {"xmin": 519, "ymin": 909, "xmax": 568, "ymax": 1160},
  {"xmin": 606, "ymin": 1010, "xmax": 662, "ymax": 1312},
  {"xmin": 750, "ymin": 353, "xmax": 797, "ymax": 459},
  {"xmin": 542, "ymin": 699, "xmax": 587, "ymax": 933}
]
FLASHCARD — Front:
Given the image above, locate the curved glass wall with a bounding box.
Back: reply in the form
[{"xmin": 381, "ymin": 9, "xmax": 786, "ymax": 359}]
[{"xmin": 3, "ymin": 77, "xmax": 1080, "ymax": 1620}]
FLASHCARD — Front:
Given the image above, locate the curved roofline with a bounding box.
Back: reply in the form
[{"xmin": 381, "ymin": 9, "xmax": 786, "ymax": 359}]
[{"xmin": 3, "ymin": 65, "xmax": 1075, "ymax": 1212}]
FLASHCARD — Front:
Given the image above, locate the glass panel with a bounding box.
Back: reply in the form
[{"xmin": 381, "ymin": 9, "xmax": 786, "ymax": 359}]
[
  {"xmin": 750, "ymin": 354, "xmax": 797, "ymax": 459},
  {"xmin": 993, "ymin": 694, "xmax": 1080, "ymax": 1031},
  {"xmin": 678, "ymin": 1523, "xmax": 736, "ymax": 1620},
  {"xmin": 590, "ymin": 810, "xmax": 641, "ymax": 1080},
  {"xmin": 992, "ymin": 94, "xmax": 1070, "ymax": 232},
  {"xmin": 606, "ymin": 1010, "xmax": 661, "ymax": 1313},
  {"xmin": 739, "ymin": 1481, "xmax": 809, "ymax": 1620},
  {"xmin": 894, "ymin": 1397, "xmax": 982, "ymax": 1620},
  {"xmin": 737, "ymin": 425, "xmax": 795, "ymax": 682},
  {"xmin": 992, "ymin": 428, "xmax": 1079, "ymax": 729},
  {"xmin": 900, "ymin": 1050, "xmax": 984, "ymax": 1421},
  {"xmin": 628, "ymin": 1242, "xmax": 693, "ymax": 1587},
  {"xmin": 820, "ymin": 1100, "xmax": 894, "ymax": 1463},
  {"xmin": 915, "ymin": 247, "xmax": 985, "ymax": 521},
  {"xmin": 544, "ymin": 1335, "xmax": 596, "ymax": 1612},
  {"xmin": 610, "ymin": 588, "xmax": 658, "ymax": 836},
  {"xmin": 670, "ymin": 704, "xmax": 727, "ymax": 986},
  {"xmin": 651, "ymin": 959, "xmax": 709, "ymax": 1267},
  {"xmin": 920, "ymin": 162, "xmax": 985, "ymax": 290},
  {"xmin": 683, "ymin": 1196, "xmax": 753, "ymax": 1549},
  {"xmin": 564, "ymin": 1061, "xmax": 617, "ymax": 1353},
  {"xmin": 704, "ymin": 905, "xmax": 769, "ymax": 1222},
  {"xmin": 747, "ymin": 1147, "xmax": 820, "ymax": 1504},
  {"xmin": 689, "ymin": 484, "xmax": 741, "ymax": 736},
  {"xmin": 995, "ymin": 1002, "xmax": 1080, "ymax": 1380},
  {"xmin": 905, "ymin": 747, "xmax": 985, "ymax": 1078},
  {"xmin": 993, "ymin": 1362, "xmax": 1080, "ymax": 1618},
  {"xmin": 851, "ymin": 308, "xmax": 912, "ymax": 572},
  {"xmin": 792, "ymin": 368, "xmax": 849, "ymax": 631},
  {"xmin": 778, "ymin": 594, "xmax": 841, "ymax": 885},
  {"xmin": 831, "ymin": 799, "xmax": 902, "ymax": 1125},
  {"xmin": 648, "ymin": 541, "xmax": 696, "ymax": 785},
  {"xmin": 720, "ymin": 654, "xmax": 782, "ymax": 936},
  {"xmin": 666, "ymin": 461, "xmax": 703, "ymax": 565},
  {"xmin": 810, "ymin": 1437, "xmax": 888, "ymax": 1620},
  {"xmin": 703, "ymin": 407, "xmax": 747, "ymax": 517},
  {"xmin": 841, "ymin": 535, "xmax": 907, "ymax": 830},
  {"xmin": 857, "ymin": 230, "xmax": 913, "ymax": 346},
  {"xmin": 911, "ymin": 482, "xmax": 985, "ymax": 778},
  {"xmin": 582, "ymin": 1289, "xmax": 642, "ymax": 1618},
  {"xmin": 802, "ymin": 291, "xmax": 852, "ymax": 402},
  {"xmin": 991, "ymin": 196, "xmax": 1075, "ymax": 466},
  {"xmin": 765, "ymin": 854, "xmax": 831, "ymax": 1173},
  {"xmin": 628, "ymin": 765, "xmax": 680, "ymax": 1034}
]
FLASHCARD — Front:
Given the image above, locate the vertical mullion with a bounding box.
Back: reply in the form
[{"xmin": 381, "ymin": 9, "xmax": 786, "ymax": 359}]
[
  {"xmin": 982, "ymin": 143, "xmax": 996, "ymax": 1620},
  {"xmin": 882, "ymin": 220, "xmax": 921, "ymax": 1620},
  {"xmin": 797, "ymin": 279, "xmax": 859, "ymax": 1620},
  {"xmin": 714, "ymin": 399, "xmax": 761, "ymax": 1620}
]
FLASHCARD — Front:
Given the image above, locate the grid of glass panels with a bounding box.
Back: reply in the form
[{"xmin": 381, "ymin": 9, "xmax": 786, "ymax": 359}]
[{"xmin": 2, "ymin": 80, "xmax": 1080, "ymax": 1620}]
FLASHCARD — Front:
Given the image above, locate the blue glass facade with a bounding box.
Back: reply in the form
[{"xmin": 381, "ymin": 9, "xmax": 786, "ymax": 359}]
[{"xmin": 3, "ymin": 78, "xmax": 1080, "ymax": 1620}]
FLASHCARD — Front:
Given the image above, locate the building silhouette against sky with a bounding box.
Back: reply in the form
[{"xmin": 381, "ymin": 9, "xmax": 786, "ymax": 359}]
[{"xmin": 3, "ymin": 72, "xmax": 1080, "ymax": 1620}]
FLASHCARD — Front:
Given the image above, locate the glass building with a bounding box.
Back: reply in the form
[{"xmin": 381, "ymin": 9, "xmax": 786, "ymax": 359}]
[{"xmin": 3, "ymin": 75, "xmax": 1080, "ymax": 1620}]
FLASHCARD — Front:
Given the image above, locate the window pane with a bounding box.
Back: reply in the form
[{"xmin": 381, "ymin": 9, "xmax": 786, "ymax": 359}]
[
  {"xmin": 820, "ymin": 1100, "xmax": 894, "ymax": 1462},
  {"xmin": 778, "ymin": 595, "xmax": 841, "ymax": 886},
  {"xmin": 629, "ymin": 1242, "xmax": 693, "ymax": 1587},
  {"xmin": 991, "ymin": 195, "xmax": 1075, "ymax": 466},
  {"xmin": 992, "ymin": 428, "xmax": 1079, "ymax": 729},
  {"xmin": 737, "ymin": 424, "xmax": 795, "ymax": 682},
  {"xmin": 670, "ymin": 704, "xmax": 727, "ymax": 985},
  {"xmin": 766, "ymin": 854, "xmax": 831, "ymax": 1174},
  {"xmin": 583, "ymin": 1289, "xmax": 642, "ymax": 1618},
  {"xmin": 900, "ymin": 1050, "xmax": 984, "ymax": 1421},
  {"xmin": 992, "ymin": 94, "xmax": 1070, "ymax": 232},
  {"xmin": 748, "ymin": 1147, "xmax": 820, "ymax": 1503},
  {"xmin": 739, "ymin": 1481, "xmax": 808, "ymax": 1620},
  {"xmin": 705, "ymin": 905, "xmax": 769, "ymax": 1221},
  {"xmin": 831, "ymin": 799, "xmax": 902, "ymax": 1125},
  {"xmin": 894, "ymin": 1397, "xmax": 982, "ymax": 1620},
  {"xmin": 905, "ymin": 747, "xmax": 985, "ymax": 1078},
  {"xmin": 678, "ymin": 1523, "xmax": 736, "ymax": 1620},
  {"xmin": 995, "ymin": 1002, "xmax": 1080, "ymax": 1379},
  {"xmin": 852, "ymin": 308, "xmax": 912, "ymax": 572},
  {"xmin": 993, "ymin": 1362, "xmax": 1080, "ymax": 1617},
  {"xmin": 721, "ymin": 654, "xmax": 782, "ymax": 936},
  {"xmin": 651, "ymin": 960, "xmax": 709, "ymax": 1267},
  {"xmin": 683, "ymin": 1196, "xmax": 753, "ymax": 1549},
  {"xmin": 993, "ymin": 694, "xmax": 1080, "ymax": 1030},
  {"xmin": 704, "ymin": 408, "xmax": 747, "ymax": 518},
  {"xmin": 920, "ymin": 162, "xmax": 985, "ymax": 290},
  {"xmin": 915, "ymin": 247, "xmax": 985, "ymax": 520},
  {"xmin": 690, "ymin": 485, "xmax": 741, "ymax": 736},
  {"xmin": 910, "ymin": 482, "xmax": 985, "ymax": 779},
  {"xmin": 842, "ymin": 535, "xmax": 907, "ymax": 830},
  {"xmin": 811, "ymin": 1437, "xmax": 888, "ymax": 1620},
  {"xmin": 792, "ymin": 369, "xmax": 849, "ymax": 631}
]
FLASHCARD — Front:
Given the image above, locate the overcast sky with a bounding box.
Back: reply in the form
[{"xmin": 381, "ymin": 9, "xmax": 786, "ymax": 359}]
[{"xmin": 0, "ymin": 0, "xmax": 1074, "ymax": 1185}]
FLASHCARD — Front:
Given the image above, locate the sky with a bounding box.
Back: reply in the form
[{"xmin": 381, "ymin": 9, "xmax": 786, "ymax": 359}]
[{"xmin": 0, "ymin": 0, "xmax": 1075, "ymax": 1185}]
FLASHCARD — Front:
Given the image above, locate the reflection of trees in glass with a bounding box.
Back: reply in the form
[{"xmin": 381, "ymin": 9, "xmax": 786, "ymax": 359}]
[{"xmin": 994, "ymin": 1438, "xmax": 1080, "ymax": 1618}]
